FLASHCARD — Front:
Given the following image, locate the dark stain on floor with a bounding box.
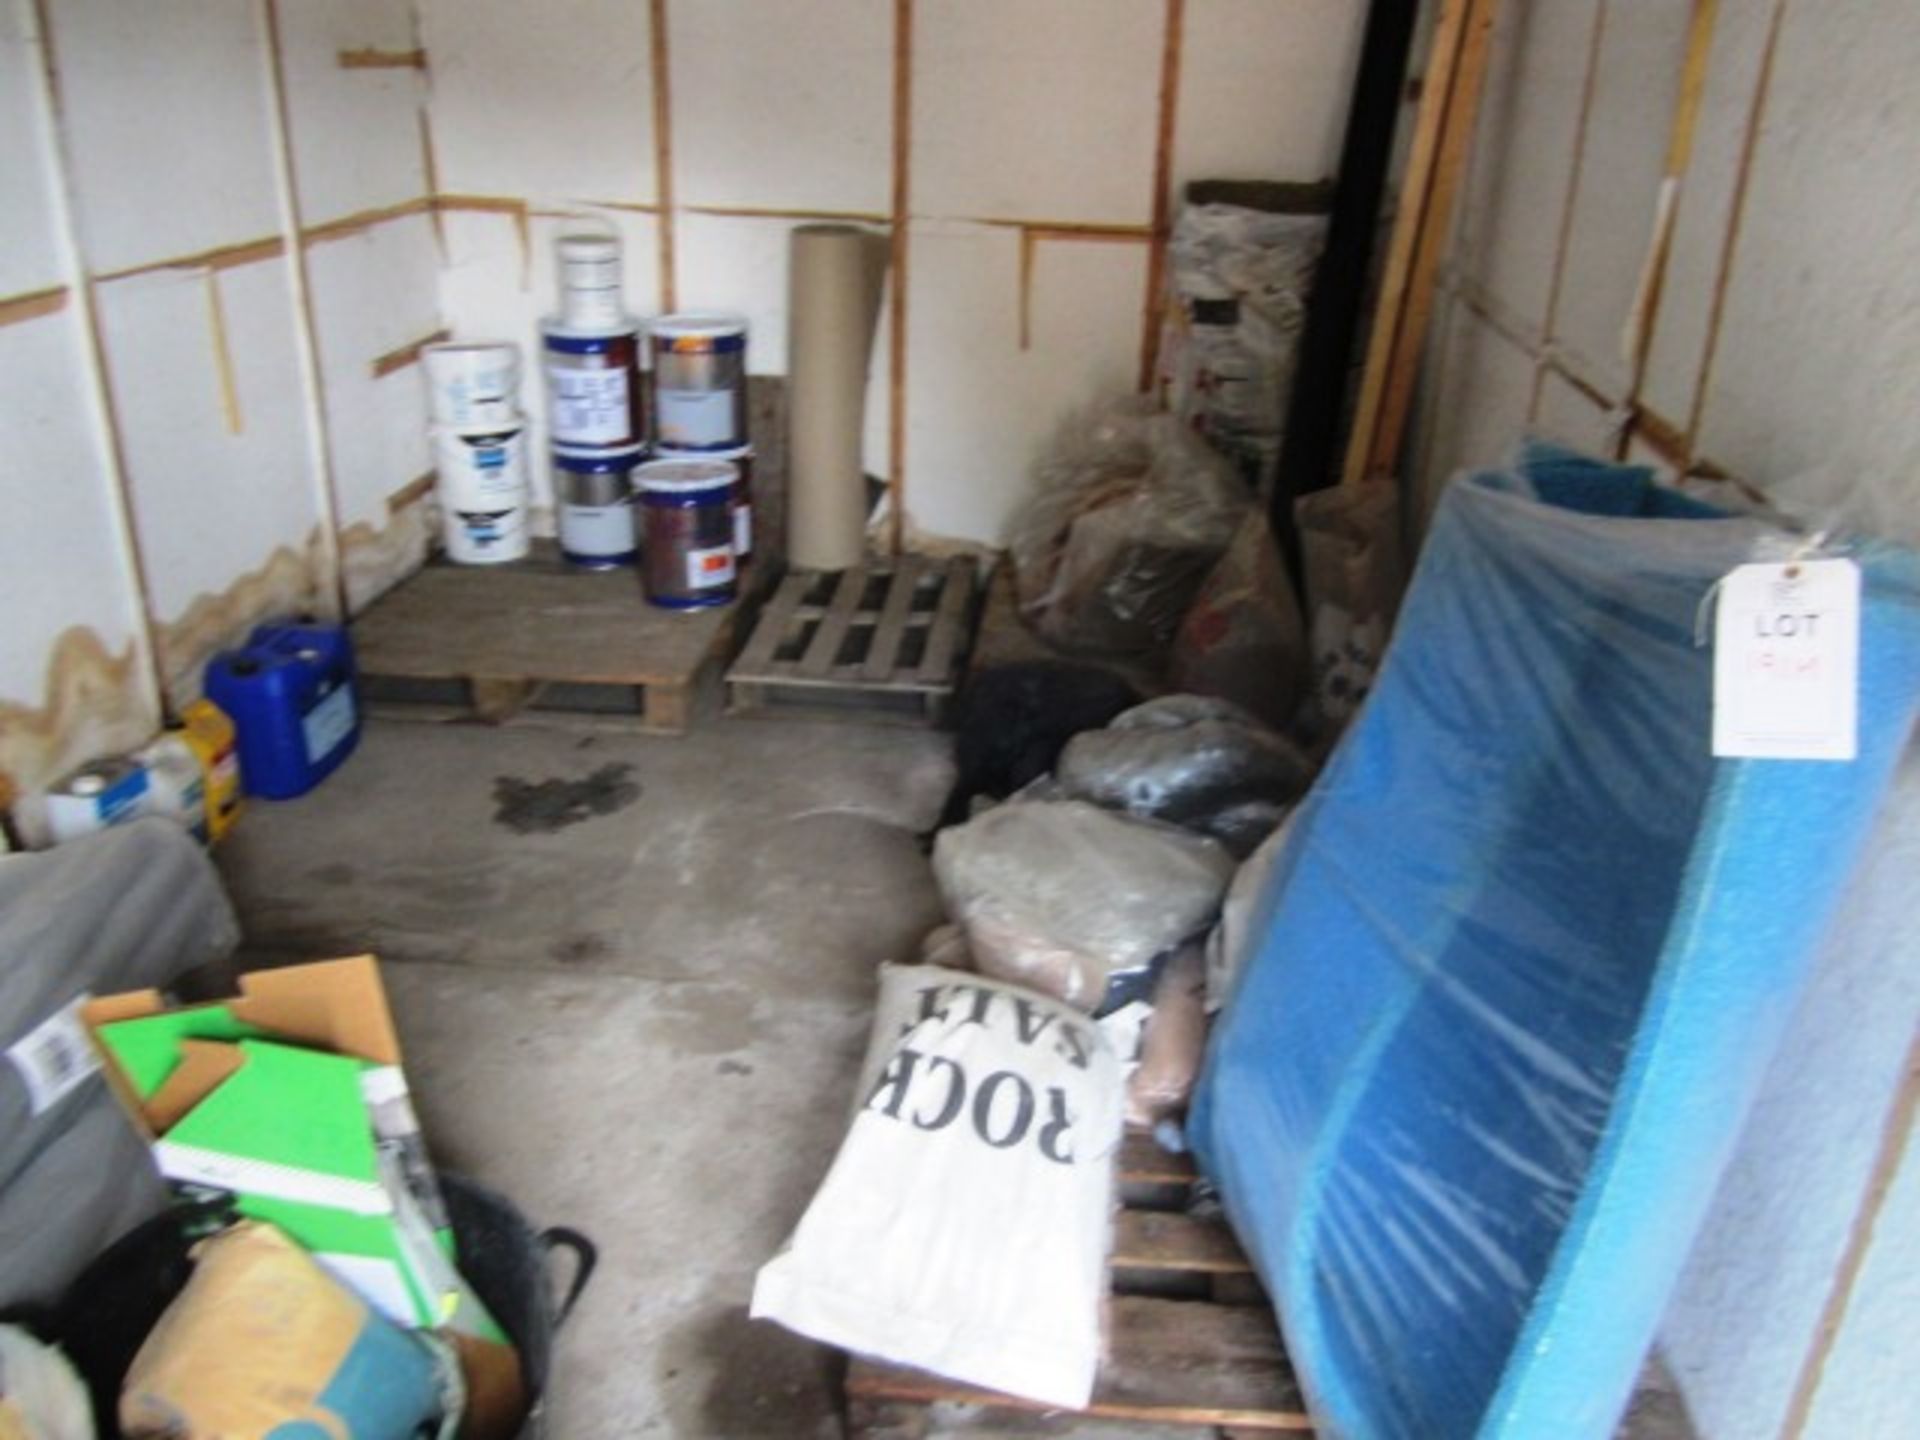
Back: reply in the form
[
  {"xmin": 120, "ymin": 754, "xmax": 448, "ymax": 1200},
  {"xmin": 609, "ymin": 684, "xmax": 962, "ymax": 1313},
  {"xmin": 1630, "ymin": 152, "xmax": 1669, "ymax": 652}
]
[{"xmin": 492, "ymin": 762, "xmax": 641, "ymax": 834}]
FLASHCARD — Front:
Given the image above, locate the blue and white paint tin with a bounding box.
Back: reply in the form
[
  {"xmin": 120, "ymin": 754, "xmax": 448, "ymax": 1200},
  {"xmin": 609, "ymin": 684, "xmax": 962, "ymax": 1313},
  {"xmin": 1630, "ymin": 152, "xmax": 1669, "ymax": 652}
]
[
  {"xmin": 542, "ymin": 320, "xmax": 644, "ymax": 448},
  {"xmin": 650, "ymin": 314, "xmax": 748, "ymax": 452},
  {"xmin": 554, "ymin": 444, "xmax": 644, "ymax": 569}
]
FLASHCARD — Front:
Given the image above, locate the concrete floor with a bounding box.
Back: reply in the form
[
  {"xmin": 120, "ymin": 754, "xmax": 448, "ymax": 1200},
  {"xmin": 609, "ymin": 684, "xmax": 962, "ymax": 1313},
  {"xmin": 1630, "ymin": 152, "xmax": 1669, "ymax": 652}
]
[
  {"xmin": 220, "ymin": 712, "xmax": 955, "ymax": 1438},
  {"xmin": 217, "ymin": 711, "xmax": 1694, "ymax": 1440}
]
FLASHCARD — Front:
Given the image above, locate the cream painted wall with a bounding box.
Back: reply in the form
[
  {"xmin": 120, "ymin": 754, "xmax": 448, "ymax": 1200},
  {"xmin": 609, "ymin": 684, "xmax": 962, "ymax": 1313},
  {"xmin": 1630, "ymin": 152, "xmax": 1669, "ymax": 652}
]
[
  {"xmin": 1413, "ymin": 3, "xmax": 1920, "ymax": 1435},
  {"xmin": 418, "ymin": 0, "xmax": 1368, "ymax": 543}
]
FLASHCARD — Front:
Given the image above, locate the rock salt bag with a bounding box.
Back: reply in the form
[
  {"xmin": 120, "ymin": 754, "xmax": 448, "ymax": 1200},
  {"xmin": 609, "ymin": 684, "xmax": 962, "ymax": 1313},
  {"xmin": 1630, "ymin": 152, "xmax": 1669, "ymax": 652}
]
[{"xmin": 753, "ymin": 965, "xmax": 1124, "ymax": 1408}]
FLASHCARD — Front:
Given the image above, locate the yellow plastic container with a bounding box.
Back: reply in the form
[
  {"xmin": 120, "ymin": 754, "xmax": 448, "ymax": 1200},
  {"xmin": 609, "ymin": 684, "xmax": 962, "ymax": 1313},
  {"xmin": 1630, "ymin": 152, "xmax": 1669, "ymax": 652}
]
[{"xmin": 179, "ymin": 699, "xmax": 243, "ymax": 844}]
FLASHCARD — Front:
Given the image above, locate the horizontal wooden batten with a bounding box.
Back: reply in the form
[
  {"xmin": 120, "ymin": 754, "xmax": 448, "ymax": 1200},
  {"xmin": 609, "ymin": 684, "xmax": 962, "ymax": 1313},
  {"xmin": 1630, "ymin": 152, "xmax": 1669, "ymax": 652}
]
[
  {"xmin": 0, "ymin": 285, "xmax": 69, "ymax": 329},
  {"xmin": 337, "ymin": 47, "xmax": 426, "ymax": 71},
  {"xmin": 303, "ymin": 196, "xmax": 434, "ymax": 248},
  {"xmin": 371, "ymin": 327, "xmax": 450, "ymax": 380},
  {"xmin": 386, "ymin": 470, "xmax": 435, "ymax": 515},
  {"xmin": 95, "ymin": 234, "xmax": 286, "ymax": 284}
]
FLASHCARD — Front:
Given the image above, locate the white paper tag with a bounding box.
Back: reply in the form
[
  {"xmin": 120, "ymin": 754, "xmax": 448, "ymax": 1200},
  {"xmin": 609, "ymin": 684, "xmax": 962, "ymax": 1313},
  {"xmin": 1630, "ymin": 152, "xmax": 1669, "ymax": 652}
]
[
  {"xmin": 1712, "ymin": 558, "xmax": 1860, "ymax": 760},
  {"xmin": 7, "ymin": 998, "xmax": 100, "ymax": 1116}
]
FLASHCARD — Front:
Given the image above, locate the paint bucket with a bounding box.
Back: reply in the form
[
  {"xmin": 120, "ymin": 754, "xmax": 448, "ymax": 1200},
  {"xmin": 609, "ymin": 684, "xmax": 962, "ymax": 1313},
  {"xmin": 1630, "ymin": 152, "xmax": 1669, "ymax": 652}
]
[
  {"xmin": 442, "ymin": 497, "xmax": 530, "ymax": 565},
  {"xmin": 655, "ymin": 443, "xmax": 753, "ymax": 564},
  {"xmin": 649, "ymin": 314, "xmax": 748, "ymax": 452},
  {"xmin": 637, "ymin": 458, "xmax": 739, "ymax": 609},
  {"xmin": 556, "ymin": 233, "xmax": 625, "ymax": 331},
  {"xmin": 44, "ymin": 757, "xmax": 151, "ymax": 846},
  {"xmin": 423, "ymin": 341, "xmax": 522, "ymax": 429},
  {"xmin": 553, "ymin": 444, "xmax": 643, "ymax": 569},
  {"xmin": 542, "ymin": 321, "xmax": 644, "ymax": 448},
  {"xmin": 432, "ymin": 423, "xmax": 530, "ymax": 510}
]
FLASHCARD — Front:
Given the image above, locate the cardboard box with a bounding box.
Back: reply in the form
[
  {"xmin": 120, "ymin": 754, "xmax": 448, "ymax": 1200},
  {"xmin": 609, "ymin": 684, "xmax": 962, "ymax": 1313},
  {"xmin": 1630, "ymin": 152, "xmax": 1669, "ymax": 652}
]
[{"xmin": 82, "ymin": 955, "xmax": 525, "ymax": 1440}]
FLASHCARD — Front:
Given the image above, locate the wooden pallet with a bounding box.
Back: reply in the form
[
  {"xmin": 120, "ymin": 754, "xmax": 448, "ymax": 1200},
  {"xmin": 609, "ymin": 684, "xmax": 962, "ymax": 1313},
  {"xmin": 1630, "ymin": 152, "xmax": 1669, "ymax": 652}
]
[
  {"xmin": 844, "ymin": 1134, "xmax": 1312, "ymax": 1437},
  {"xmin": 352, "ymin": 543, "xmax": 745, "ymax": 736},
  {"xmin": 725, "ymin": 556, "xmax": 980, "ymax": 723}
]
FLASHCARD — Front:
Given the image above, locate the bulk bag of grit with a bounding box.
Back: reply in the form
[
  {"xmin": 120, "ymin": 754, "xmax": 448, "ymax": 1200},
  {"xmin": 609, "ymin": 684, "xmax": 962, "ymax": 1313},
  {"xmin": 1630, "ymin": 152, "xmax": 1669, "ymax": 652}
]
[{"xmin": 753, "ymin": 965, "xmax": 1125, "ymax": 1408}]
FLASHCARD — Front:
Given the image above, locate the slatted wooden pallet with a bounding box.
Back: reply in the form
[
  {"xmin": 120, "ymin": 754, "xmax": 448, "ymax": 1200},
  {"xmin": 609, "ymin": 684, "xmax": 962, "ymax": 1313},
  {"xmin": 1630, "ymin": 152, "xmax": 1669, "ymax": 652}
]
[
  {"xmin": 725, "ymin": 556, "xmax": 980, "ymax": 723},
  {"xmin": 844, "ymin": 1134, "xmax": 1313, "ymax": 1437},
  {"xmin": 352, "ymin": 543, "xmax": 746, "ymax": 736}
]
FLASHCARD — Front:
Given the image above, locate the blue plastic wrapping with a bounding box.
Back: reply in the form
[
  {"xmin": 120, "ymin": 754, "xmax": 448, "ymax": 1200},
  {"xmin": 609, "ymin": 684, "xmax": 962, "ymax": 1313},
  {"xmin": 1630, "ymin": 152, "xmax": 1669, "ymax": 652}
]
[{"xmin": 1190, "ymin": 446, "xmax": 1920, "ymax": 1439}]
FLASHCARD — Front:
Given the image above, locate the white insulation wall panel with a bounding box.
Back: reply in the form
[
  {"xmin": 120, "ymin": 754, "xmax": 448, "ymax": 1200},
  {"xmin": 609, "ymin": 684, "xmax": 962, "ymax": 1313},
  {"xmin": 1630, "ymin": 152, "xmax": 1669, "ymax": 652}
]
[
  {"xmin": 0, "ymin": 4, "xmax": 65, "ymax": 297},
  {"xmin": 1415, "ymin": 300, "xmax": 1534, "ymax": 517},
  {"xmin": 671, "ymin": 0, "xmax": 893, "ymax": 216},
  {"xmin": 94, "ymin": 263, "xmax": 322, "ymax": 622},
  {"xmin": 305, "ymin": 216, "xmax": 439, "ymax": 528},
  {"xmin": 1689, "ymin": 0, "xmax": 1920, "ymax": 529},
  {"xmin": 1637, "ymin": 0, "xmax": 1778, "ymax": 428},
  {"xmin": 1547, "ymin": 3, "xmax": 1695, "ymax": 396},
  {"xmin": 912, "ymin": 0, "xmax": 1162, "ymax": 225},
  {"xmin": 47, "ymin": 0, "xmax": 283, "ymax": 276},
  {"xmin": 1453, "ymin": 0, "xmax": 1598, "ymax": 328},
  {"xmin": 418, "ymin": 0, "xmax": 655, "ymax": 206},
  {"xmin": 1173, "ymin": 0, "xmax": 1364, "ymax": 189},
  {"xmin": 274, "ymin": 0, "xmax": 429, "ymax": 224},
  {"xmin": 903, "ymin": 220, "xmax": 1145, "ymax": 544},
  {"xmin": 0, "ymin": 313, "xmax": 148, "ymax": 704}
]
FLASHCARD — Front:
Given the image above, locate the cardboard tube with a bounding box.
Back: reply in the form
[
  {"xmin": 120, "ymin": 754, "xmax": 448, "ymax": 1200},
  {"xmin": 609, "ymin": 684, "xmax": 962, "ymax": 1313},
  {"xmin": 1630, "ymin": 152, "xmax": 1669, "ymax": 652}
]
[{"xmin": 787, "ymin": 225, "xmax": 887, "ymax": 570}]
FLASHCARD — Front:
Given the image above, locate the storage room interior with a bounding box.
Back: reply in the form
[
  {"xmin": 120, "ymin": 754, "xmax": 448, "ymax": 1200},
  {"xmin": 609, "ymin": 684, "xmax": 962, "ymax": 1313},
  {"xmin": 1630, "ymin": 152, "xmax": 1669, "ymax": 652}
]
[{"xmin": 2, "ymin": 1, "xmax": 1917, "ymax": 1438}]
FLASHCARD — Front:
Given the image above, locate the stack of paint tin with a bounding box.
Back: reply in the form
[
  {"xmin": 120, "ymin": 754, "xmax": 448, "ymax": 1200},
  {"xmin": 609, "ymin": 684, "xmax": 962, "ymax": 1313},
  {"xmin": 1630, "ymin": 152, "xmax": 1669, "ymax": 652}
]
[
  {"xmin": 543, "ymin": 235, "xmax": 646, "ymax": 569},
  {"xmin": 639, "ymin": 312, "xmax": 754, "ymax": 609},
  {"xmin": 424, "ymin": 340, "xmax": 530, "ymax": 564}
]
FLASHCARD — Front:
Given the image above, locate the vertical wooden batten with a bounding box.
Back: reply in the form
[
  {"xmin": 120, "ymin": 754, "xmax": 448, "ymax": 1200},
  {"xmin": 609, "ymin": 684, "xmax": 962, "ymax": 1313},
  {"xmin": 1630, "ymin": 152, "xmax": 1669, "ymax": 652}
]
[
  {"xmin": 648, "ymin": 0, "xmax": 678, "ymax": 312},
  {"xmin": 1138, "ymin": 0, "xmax": 1185, "ymax": 394},
  {"xmin": 259, "ymin": 0, "xmax": 351, "ymax": 621},
  {"xmin": 1684, "ymin": 0, "xmax": 1791, "ymax": 456},
  {"xmin": 1525, "ymin": 0, "xmax": 1612, "ymax": 423},
  {"xmin": 24, "ymin": 0, "xmax": 168, "ymax": 722},
  {"xmin": 1344, "ymin": 0, "xmax": 1503, "ymax": 488},
  {"xmin": 886, "ymin": 0, "xmax": 914, "ymax": 557}
]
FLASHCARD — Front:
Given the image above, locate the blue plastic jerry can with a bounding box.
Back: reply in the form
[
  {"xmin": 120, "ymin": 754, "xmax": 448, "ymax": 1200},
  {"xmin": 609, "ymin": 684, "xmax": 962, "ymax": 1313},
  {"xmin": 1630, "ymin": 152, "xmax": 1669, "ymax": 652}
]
[{"xmin": 204, "ymin": 620, "xmax": 361, "ymax": 799}]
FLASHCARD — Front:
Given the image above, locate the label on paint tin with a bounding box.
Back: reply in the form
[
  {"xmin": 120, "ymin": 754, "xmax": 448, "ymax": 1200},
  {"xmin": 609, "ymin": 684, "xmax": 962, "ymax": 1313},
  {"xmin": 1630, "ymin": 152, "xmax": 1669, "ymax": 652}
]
[
  {"xmin": 302, "ymin": 685, "xmax": 358, "ymax": 766},
  {"xmin": 561, "ymin": 502, "xmax": 638, "ymax": 559},
  {"xmin": 549, "ymin": 366, "xmax": 633, "ymax": 445},
  {"xmin": 656, "ymin": 388, "xmax": 740, "ymax": 449},
  {"xmin": 686, "ymin": 544, "xmax": 737, "ymax": 590},
  {"xmin": 734, "ymin": 502, "xmax": 752, "ymax": 558}
]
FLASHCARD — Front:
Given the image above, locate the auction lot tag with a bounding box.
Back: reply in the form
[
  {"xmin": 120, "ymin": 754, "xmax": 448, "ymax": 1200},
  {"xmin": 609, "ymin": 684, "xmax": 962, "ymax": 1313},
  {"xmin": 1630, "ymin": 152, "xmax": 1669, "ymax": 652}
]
[{"xmin": 1713, "ymin": 558, "xmax": 1859, "ymax": 760}]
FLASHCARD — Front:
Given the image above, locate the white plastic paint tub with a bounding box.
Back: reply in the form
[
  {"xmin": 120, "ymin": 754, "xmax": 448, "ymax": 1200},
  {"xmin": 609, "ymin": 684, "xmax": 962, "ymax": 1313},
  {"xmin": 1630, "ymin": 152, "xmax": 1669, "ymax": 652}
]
[
  {"xmin": 556, "ymin": 234, "xmax": 625, "ymax": 332},
  {"xmin": 423, "ymin": 341, "xmax": 522, "ymax": 429},
  {"xmin": 432, "ymin": 423, "xmax": 530, "ymax": 509},
  {"xmin": 441, "ymin": 496, "xmax": 530, "ymax": 565},
  {"xmin": 649, "ymin": 314, "xmax": 748, "ymax": 452}
]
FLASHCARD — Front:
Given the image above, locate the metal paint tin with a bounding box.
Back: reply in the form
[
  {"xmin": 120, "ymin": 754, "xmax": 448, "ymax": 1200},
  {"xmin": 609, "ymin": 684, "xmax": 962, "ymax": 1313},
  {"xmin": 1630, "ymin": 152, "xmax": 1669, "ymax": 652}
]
[
  {"xmin": 654, "ymin": 443, "xmax": 754, "ymax": 565},
  {"xmin": 637, "ymin": 458, "xmax": 738, "ymax": 609},
  {"xmin": 542, "ymin": 320, "xmax": 644, "ymax": 448},
  {"xmin": 649, "ymin": 314, "xmax": 748, "ymax": 452},
  {"xmin": 553, "ymin": 444, "xmax": 644, "ymax": 569}
]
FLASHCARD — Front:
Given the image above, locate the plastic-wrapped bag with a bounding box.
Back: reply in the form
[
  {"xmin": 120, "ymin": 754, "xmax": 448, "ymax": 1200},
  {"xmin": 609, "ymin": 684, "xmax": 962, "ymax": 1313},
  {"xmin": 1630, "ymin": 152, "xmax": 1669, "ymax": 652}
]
[
  {"xmin": 1125, "ymin": 943, "xmax": 1208, "ymax": 1130},
  {"xmin": 1204, "ymin": 821, "xmax": 1290, "ymax": 1012},
  {"xmin": 1296, "ymin": 481, "xmax": 1406, "ymax": 733},
  {"xmin": 1009, "ymin": 405, "xmax": 1247, "ymax": 659},
  {"xmin": 753, "ymin": 965, "xmax": 1123, "ymax": 1408},
  {"xmin": 934, "ymin": 800, "xmax": 1234, "ymax": 1010},
  {"xmin": 1171, "ymin": 511, "xmax": 1309, "ymax": 730},
  {"xmin": 1157, "ymin": 184, "xmax": 1331, "ymax": 491},
  {"xmin": 1055, "ymin": 696, "xmax": 1313, "ymax": 856}
]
